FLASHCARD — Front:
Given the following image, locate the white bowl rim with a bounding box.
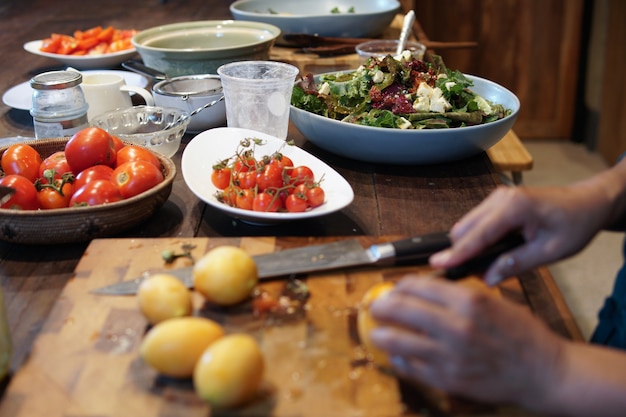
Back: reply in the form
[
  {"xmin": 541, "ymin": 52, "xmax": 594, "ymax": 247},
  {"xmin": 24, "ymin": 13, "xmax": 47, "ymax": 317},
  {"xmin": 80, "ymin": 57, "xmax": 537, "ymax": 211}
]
[
  {"xmin": 132, "ymin": 20, "xmax": 281, "ymax": 53},
  {"xmin": 230, "ymin": 0, "xmax": 401, "ymax": 19}
]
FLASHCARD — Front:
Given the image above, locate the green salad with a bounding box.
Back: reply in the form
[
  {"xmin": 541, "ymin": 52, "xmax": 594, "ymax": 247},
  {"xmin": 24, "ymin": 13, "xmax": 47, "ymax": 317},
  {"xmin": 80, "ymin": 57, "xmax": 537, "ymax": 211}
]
[{"xmin": 291, "ymin": 54, "xmax": 512, "ymax": 129}]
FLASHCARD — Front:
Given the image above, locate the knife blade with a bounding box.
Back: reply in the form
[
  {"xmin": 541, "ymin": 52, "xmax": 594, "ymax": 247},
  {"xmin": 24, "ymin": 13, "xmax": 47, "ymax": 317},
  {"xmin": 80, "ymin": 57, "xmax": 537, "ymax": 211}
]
[{"xmin": 90, "ymin": 232, "xmax": 524, "ymax": 295}]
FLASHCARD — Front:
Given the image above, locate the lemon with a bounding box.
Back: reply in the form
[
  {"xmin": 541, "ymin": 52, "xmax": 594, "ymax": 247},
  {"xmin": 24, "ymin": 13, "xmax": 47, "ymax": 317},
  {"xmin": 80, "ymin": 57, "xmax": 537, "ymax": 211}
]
[
  {"xmin": 140, "ymin": 316, "xmax": 224, "ymax": 378},
  {"xmin": 194, "ymin": 333, "xmax": 264, "ymax": 408},
  {"xmin": 137, "ymin": 273, "xmax": 193, "ymax": 325},
  {"xmin": 192, "ymin": 246, "xmax": 258, "ymax": 306}
]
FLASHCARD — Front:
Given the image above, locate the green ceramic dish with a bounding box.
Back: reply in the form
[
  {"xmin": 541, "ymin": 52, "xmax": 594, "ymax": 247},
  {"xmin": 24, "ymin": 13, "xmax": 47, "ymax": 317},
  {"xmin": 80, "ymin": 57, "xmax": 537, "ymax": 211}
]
[{"xmin": 132, "ymin": 20, "xmax": 281, "ymax": 77}]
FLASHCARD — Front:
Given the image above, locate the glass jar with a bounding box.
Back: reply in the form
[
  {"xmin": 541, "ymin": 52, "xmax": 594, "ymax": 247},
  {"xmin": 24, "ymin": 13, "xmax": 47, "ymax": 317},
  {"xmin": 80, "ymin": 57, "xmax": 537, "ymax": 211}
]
[{"xmin": 30, "ymin": 70, "xmax": 89, "ymax": 139}]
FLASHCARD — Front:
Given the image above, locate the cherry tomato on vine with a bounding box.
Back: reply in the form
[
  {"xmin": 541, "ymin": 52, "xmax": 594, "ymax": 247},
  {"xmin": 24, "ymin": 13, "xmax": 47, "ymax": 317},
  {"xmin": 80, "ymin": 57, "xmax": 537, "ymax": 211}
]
[
  {"xmin": 0, "ymin": 175, "xmax": 39, "ymax": 210},
  {"xmin": 288, "ymin": 165, "xmax": 315, "ymax": 187},
  {"xmin": 306, "ymin": 185, "xmax": 325, "ymax": 208},
  {"xmin": 235, "ymin": 188, "xmax": 255, "ymax": 211},
  {"xmin": 268, "ymin": 153, "xmax": 293, "ymax": 170},
  {"xmin": 1, "ymin": 143, "xmax": 43, "ymax": 182},
  {"xmin": 235, "ymin": 170, "xmax": 256, "ymax": 189},
  {"xmin": 285, "ymin": 193, "xmax": 308, "ymax": 213},
  {"xmin": 73, "ymin": 165, "xmax": 115, "ymax": 191},
  {"xmin": 70, "ymin": 180, "xmax": 122, "ymax": 207},
  {"xmin": 256, "ymin": 164, "xmax": 284, "ymax": 192},
  {"xmin": 112, "ymin": 160, "xmax": 164, "ymax": 199},
  {"xmin": 65, "ymin": 127, "xmax": 116, "ymax": 174},
  {"xmin": 220, "ymin": 185, "xmax": 240, "ymax": 207},
  {"xmin": 252, "ymin": 192, "xmax": 282, "ymax": 212},
  {"xmin": 233, "ymin": 156, "xmax": 256, "ymax": 173},
  {"xmin": 211, "ymin": 166, "xmax": 232, "ymax": 190},
  {"xmin": 116, "ymin": 145, "xmax": 161, "ymax": 169}
]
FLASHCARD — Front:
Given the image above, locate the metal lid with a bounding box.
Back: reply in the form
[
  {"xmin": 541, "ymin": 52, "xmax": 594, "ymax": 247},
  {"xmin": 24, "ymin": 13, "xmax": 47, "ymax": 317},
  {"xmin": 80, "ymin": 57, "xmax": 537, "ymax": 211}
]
[{"xmin": 30, "ymin": 71, "xmax": 83, "ymax": 90}]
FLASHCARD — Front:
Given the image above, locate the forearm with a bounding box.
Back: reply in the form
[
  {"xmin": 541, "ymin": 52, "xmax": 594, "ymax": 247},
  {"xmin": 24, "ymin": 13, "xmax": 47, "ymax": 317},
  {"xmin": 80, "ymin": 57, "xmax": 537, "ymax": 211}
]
[{"xmin": 527, "ymin": 342, "xmax": 626, "ymax": 417}]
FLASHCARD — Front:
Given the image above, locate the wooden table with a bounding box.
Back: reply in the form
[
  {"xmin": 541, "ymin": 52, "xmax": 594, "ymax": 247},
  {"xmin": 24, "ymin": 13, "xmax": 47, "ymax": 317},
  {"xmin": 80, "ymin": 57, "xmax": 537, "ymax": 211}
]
[{"xmin": 0, "ymin": 1, "xmax": 578, "ymax": 415}]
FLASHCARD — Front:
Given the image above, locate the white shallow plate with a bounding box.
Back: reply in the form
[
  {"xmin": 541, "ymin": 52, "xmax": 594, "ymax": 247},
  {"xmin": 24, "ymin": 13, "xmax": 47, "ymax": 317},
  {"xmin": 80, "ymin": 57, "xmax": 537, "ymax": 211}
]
[
  {"xmin": 2, "ymin": 70, "xmax": 149, "ymax": 111},
  {"xmin": 230, "ymin": 0, "xmax": 400, "ymax": 39},
  {"xmin": 24, "ymin": 40, "xmax": 137, "ymax": 70},
  {"xmin": 182, "ymin": 127, "xmax": 354, "ymax": 224}
]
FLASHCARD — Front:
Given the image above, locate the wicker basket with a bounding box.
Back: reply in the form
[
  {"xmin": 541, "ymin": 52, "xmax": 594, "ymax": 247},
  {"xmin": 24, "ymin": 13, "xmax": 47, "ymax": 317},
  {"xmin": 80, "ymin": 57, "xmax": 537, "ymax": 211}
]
[{"xmin": 0, "ymin": 138, "xmax": 176, "ymax": 245}]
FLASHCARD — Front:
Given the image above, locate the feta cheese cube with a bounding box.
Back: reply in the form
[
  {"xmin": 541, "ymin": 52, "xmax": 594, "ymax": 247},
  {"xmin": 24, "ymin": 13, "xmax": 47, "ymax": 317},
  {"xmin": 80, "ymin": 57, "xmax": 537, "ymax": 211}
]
[
  {"xmin": 398, "ymin": 117, "xmax": 412, "ymax": 129},
  {"xmin": 318, "ymin": 82, "xmax": 330, "ymax": 96},
  {"xmin": 413, "ymin": 96, "xmax": 430, "ymax": 112},
  {"xmin": 372, "ymin": 70, "xmax": 384, "ymax": 84},
  {"xmin": 416, "ymin": 82, "xmax": 433, "ymax": 99},
  {"xmin": 430, "ymin": 96, "xmax": 452, "ymax": 113}
]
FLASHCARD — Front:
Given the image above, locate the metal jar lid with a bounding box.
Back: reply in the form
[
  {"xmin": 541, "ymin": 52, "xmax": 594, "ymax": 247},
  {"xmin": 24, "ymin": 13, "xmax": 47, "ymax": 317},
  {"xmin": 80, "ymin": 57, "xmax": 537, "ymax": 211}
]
[{"xmin": 30, "ymin": 71, "xmax": 83, "ymax": 90}]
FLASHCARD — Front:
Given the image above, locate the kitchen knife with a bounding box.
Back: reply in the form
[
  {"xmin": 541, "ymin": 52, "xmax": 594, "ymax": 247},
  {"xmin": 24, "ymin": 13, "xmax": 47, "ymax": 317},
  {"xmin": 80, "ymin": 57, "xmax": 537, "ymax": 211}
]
[
  {"xmin": 0, "ymin": 186, "xmax": 15, "ymax": 206},
  {"xmin": 90, "ymin": 232, "xmax": 524, "ymax": 295}
]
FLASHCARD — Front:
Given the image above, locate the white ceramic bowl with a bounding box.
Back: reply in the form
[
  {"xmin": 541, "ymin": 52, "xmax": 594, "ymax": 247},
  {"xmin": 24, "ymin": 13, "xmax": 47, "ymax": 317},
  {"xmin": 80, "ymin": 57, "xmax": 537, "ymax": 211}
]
[
  {"xmin": 230, "ymin": 0, "xmax": 400, "ymax": 39},
  {"xmin": 152, "ymin": 74, "xmax": 226, "ymax": 133},
  {"xmin": 290, "ymin": 74, "xmax": 520, "ymax": 165},
  {"xmin": 131, "ymin": 20, "xmax": 281, "ymax": 77},
  {"xmin": 90, "ymin": 106, "xmax": 190, "ymax": 157}
]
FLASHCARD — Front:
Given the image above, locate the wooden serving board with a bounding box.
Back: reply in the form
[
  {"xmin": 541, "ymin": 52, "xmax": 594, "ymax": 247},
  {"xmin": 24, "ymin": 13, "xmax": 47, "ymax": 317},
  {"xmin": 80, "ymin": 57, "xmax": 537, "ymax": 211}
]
[{"xmin": 0, "ymin": 237, "xmax": 537, "ymax": 417}]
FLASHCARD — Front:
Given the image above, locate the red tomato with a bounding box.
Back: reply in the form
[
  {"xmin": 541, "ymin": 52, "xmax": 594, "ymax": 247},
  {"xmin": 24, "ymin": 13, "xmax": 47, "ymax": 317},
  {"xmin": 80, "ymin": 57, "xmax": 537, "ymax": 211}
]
[
  {"xmin": 252, "ymin": 192, "xmax": 282, "ymax": 212},
  {"xmin": 233, "ymin": 156, "xmax": 256, "ymax": 173},
  {"xmin": 211, "ymin": 167, "xmax": 232, "ymax": 190},
  {"xmin": 285, "ymin": 193, "xmax": 308, "ymax": 213},
  {"xmin": 235, "ymin": 188, "xmax": 255, "ymax": 211},
  {"xmin": 112, "ymin": 160, "xmax": 164, "ymax": 199},
  {"xmin": 73, "ymin": 165, "xmax": 114, "ymax": 191},
  {"xmin": 220, "ymin": 185, "xmax": 240, "ymax": 207},
  {"xmin": 111, "ymin": 135, "xmax": 125, "ymax": 153},
  {"xmin": 64, "ymin": 127, "xmax": 116, "ymax": 174},
  {"xmin": 69, "ymin": 180, "xmax": 122, "ymax": 207},
  {"xmin": 235, "ymin": 170, "xmax": 256, "ymax": 190},
  {"xmin": 306, "ymin": 185, "xmax": 325, "ymax": 208},
  {"xmin": 1, "ymin": 144, "xmax": 43, "ymax": 182},
  {"xmin": 37, "ymin": 181, "xmax": 74, "ymax": 209},
  {"xmin": 39, "ymin": 151, "xmax": 72, "ymax": 182},
  {"xmin": 256, "ymin": 164, "xmax": 284, "ymax": 192},
  {"xmin": 288, "ymin": 165, "xmax": 315, "ymax": 187},
  {"xmin": 0, "ymin": 175, "xmax": 39, "ymax": 210},
  {"xmin": 116, "ymin": 145, "xmax": 161, "ymax": 169},
  {"xmin": 269, "ymin": 153, "xmax": 293, "ymax": 170}
]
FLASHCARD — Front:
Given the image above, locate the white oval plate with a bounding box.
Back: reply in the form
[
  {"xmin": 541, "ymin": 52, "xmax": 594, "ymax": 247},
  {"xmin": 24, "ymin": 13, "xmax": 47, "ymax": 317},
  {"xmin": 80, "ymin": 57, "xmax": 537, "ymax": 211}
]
[
  {"xmin": 182, "ymin": 127, "xmax": 354, "ymax": 224},
  {"xmin": 24, "ymin": 40, "xmax": 137, "ymax": 70},
  {"xmin": 2, "ymin": 70, "xmax": 149, "ymax": 111}
]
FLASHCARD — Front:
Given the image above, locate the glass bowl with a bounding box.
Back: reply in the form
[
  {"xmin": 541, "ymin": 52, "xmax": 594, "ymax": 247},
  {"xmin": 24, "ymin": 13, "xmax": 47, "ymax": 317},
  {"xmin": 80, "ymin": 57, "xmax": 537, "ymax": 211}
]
[
  {"xmin": 355, "ymin": 40, "xmax": 427, "ymax": 62},
  {"xmin": 90, "ymin": 106, "xmax": 189, "ymax": 157}
]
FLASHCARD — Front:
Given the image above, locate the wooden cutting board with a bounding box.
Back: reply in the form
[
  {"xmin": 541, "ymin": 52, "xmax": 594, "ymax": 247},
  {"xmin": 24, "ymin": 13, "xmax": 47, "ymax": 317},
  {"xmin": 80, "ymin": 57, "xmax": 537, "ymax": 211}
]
[{"xmin": 0, "ymin": 237, "xmax": 532, "ymax": 417}]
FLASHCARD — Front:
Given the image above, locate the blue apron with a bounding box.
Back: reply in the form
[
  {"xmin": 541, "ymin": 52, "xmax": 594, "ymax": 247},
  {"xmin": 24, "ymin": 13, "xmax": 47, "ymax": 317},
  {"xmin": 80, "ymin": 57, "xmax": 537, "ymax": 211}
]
[
  {"xmin": 590, "ymin": 236, "xmax": 626, "ymax": 349},
  {"xmin": 590, "ymin": 152, "xmax": 626, "ymax": 348}
]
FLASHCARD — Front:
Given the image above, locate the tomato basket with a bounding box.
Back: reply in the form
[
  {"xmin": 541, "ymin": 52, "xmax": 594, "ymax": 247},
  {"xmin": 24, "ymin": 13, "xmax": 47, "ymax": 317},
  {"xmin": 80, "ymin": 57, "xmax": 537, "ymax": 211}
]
[{"xmin": 0, "ymin": 138, "xmax": 176, "ymax": 245}]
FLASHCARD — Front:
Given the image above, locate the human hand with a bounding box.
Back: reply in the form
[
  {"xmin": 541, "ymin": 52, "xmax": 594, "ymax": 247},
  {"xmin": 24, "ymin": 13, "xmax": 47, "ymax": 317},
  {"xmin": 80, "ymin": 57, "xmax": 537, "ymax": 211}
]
[
  {"xmin": 369, "ymin": 276, "xmax": 566, "ymax": 407},
  {"xmin": 430, "ymin": 184, "xmax": 610, "ymax": 285}
]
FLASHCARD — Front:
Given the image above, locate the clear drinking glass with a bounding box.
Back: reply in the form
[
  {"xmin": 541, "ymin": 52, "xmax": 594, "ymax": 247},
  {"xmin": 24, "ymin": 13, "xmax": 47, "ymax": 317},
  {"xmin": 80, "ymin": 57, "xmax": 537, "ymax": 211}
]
[{"xmin": 217, "ymin": 61, "xmax": 299, "ymax": 140}]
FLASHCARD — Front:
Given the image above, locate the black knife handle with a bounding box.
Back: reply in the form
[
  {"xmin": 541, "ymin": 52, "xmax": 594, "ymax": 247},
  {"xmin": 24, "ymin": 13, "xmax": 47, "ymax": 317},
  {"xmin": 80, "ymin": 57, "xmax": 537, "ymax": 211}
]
[
  {"xmin": 390, "ymin": 231, "xmax": 452, "ymax": 262},
  {"xmin": 444, "ymin": 233, "xmax": 526, "ymax": 280}
]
